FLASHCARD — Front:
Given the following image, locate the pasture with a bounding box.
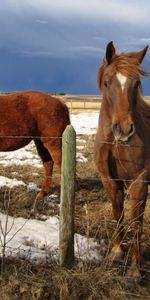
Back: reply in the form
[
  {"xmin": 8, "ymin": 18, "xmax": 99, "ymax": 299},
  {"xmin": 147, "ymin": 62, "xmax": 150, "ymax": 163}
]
[{"xmin": 0, "ymin": 95, "xmax": 150, "ymax": 299}]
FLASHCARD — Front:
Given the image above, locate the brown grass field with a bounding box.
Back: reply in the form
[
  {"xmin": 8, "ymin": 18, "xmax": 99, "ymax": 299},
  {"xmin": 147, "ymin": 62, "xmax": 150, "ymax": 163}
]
[{"xmin": 0, "ymin": 96, "xmax": 150, "ymax": 299}]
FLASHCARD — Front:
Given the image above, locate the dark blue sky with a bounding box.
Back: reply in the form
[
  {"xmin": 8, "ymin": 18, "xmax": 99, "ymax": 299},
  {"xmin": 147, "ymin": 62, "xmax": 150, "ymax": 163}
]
[{"xmin": 0, "ymin": 1, "xmax": 150, "ymax": 95}]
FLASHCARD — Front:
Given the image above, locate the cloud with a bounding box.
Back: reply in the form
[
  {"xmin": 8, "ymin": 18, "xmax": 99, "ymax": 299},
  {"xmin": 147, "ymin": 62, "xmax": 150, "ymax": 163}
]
[
  {"xmin": 20, "ymin": 50, "xmax": 54, "ymax": 57},
  {"xmin": 65, "ymin": 46, "xmax": 101, "ymax": 57},
  {"xmin": 0, "ymin": 0, "xmax": 150, "ymax": 95},
  {"xmin": 20, "ymin": 45, "xmax": 102, "ymax": 59},
  {"xmin": 35, "ymin": 19, "xmax": 49, "ymax": 25},
  {"xmin": 2, "ymin": 0, "xmax": 150, "ymax": 25},
  {"xmin": 119, "ymin": 36, "xmax": 150, "ymax": 54},
  {"xmin": 128, "ymin": 37, "xmax": 150, "ymax": 46}
]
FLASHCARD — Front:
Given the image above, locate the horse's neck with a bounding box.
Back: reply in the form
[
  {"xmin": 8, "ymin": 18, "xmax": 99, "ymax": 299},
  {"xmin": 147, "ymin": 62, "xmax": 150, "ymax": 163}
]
[
  {"xmin": 134, "ymin": 95, "xmax": 150, "ymax": 143},
  {"xmin": 136, "ymin": 94, "xmax": 150, "ymax": 119}
]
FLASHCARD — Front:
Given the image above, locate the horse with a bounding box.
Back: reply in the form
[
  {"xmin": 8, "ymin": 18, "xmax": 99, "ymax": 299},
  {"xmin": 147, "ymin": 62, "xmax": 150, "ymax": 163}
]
[
  {"xmin": 0, "ymin": 90, "xmax": 70, "ymax": 202},
  {"xmin": 94, "ymin": 41, "xmax": 150, "ymax": 280}
]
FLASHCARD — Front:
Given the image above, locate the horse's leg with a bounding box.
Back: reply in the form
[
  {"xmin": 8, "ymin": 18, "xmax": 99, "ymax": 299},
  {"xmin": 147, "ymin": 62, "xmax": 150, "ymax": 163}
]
[
  {"xmin": 42, "ymin": 138, "xmax": 62, "ymax": 174},
  {"xmin": 101, "ymin": 177, "xmax": 124, "ymax": 260},
  {"xmin": 95, "ymin": 145, "xmax": 125, "ymax": 260},
  {"xmin": 34, "ymin": 139, "xmax": 54, "ymax": 198},
  {"xmin": 127, "ymin": 177, "xmax": 147, "ymax": 280}
]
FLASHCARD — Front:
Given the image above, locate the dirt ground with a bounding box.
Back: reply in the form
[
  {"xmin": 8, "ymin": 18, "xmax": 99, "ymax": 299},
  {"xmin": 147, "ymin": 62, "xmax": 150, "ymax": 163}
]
[{"xmin": 0, "ymin": 132, "xmax": 150, "ymax": 299}]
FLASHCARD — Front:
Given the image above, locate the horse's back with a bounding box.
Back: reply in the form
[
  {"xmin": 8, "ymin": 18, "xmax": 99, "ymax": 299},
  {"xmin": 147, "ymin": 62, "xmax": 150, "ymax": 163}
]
[
  {"xmin": 23, "ymin": 91, "xmax": 70, "ymax": 136},
  {"xmin": 0, "ymin": 91, "xmax": 70, "ymax": 151},
  {"xmin": 0, "ymin": 90, "xmax": 70, "ymax": 126},
  {"xmin": 0, "ymin": 91, "xmax": 37, "ymax": 150}
]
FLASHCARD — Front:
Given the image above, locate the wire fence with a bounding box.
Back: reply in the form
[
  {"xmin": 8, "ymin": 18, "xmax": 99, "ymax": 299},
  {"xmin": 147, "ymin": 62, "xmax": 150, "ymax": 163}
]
[
  {"xmin": 0, "ymin": 119, "xmax": 150, "ymax": 291},
  {"xmin": 0, "ymin": 131, "xmax": 150, "ymax": 186},
  {"xmin": 0, "ymin": 135, "xmax": 62, "ymax": 139}
]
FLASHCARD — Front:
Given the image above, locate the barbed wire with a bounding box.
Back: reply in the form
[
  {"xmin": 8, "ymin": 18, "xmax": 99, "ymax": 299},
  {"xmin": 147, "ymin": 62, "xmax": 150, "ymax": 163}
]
[
  {"xmin": 0, "ymin": 111, "xmax": 150, "ymax": 293},
  {"xmin": 0, "ymin": 163, "xmax": 149, "ymax": 184},
  {"xmin": 0, "ymin": 171, "xmax": 150, "ymax": 185},
  {"xmin": 0, "ymin": 135, "xmax": 62, "ymax": 139},
  {"xmin": 0, "ymin": 131, "xmax": 149, "ymax": 151},
  {"xmin": 0, "ymin": 243, "xmax": 55, "ymax": 256}
]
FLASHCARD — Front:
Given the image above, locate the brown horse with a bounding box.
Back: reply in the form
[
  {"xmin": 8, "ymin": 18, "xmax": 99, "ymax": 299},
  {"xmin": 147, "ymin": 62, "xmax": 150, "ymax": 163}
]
[
  {"xmin": 94, "ymin": 41, "xmax": 150, "ymax": 279},
  {"xmin": 0, "ymin": 90, "xmax": 70, "ymax": 199}
]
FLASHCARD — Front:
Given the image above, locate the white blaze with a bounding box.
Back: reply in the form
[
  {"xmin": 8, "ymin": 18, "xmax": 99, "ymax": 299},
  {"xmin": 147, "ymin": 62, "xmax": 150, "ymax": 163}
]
[{"xmin": 116, "ymin": 72, "xmax": 127, "ymax": 91}]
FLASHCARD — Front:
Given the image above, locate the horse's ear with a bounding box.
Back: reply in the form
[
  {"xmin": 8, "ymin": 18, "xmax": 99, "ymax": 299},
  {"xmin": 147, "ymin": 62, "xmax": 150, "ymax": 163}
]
[
  {"xmin": 136, "ymin": 45, "xmax": 149, "ymax": 64},
  {"xmin": 105, "ymin": 41, "xmax": 116, "ymax": 64}
]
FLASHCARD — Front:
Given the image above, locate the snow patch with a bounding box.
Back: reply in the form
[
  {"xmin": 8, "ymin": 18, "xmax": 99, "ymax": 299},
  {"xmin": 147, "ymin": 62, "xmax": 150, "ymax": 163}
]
[
  {"xmin": 71, "ymin": 112, "xmax": 98, "ymax": 135},
  {"xmin": 0, "ymin": 213, "xmax": 103, "ymax": 263},
  {"xmin": 0, "ymin": 176, "xmax": 26, "ymax": 188}
]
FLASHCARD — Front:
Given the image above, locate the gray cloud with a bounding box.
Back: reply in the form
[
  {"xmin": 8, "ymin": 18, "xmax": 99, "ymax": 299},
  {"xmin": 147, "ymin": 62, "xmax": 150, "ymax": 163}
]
[
  {"xmin": 0, "ymin": 0, "xmax": 150, "ymax": 94},
  {"xmin": 2, "ymin": 0, "xmax": 150, "ymax": 24},
  {"xmin": 1, "ymin": 0, "xmax": 150, "ymax": 59}
]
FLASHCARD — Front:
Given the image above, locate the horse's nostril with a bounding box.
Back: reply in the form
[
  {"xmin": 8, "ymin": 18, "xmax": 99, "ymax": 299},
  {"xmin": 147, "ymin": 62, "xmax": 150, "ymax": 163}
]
[
  {"xmin": 112, "ymin": 123, "xmax": 121, "ymax": 136},
  {"xmin": 129, "ymin": 123, "xmax": 135, "ymax": 136},
  {"xmin": 130, "ymin": 124, "xmax": 134, "ymax": 133},
  {"xmin": 113, "ymin": 123, "xmax": 119, "ymax": 130},
  {"xmin": 112, "ymin": 122, "xmax": 135, "ymax": 142}
]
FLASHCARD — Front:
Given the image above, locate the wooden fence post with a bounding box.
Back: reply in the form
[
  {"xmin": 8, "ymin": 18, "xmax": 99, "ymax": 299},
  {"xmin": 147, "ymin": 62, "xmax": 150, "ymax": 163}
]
[{"xmin": 59, "ymin": 125, "xmax": 76, "ymax": 267}]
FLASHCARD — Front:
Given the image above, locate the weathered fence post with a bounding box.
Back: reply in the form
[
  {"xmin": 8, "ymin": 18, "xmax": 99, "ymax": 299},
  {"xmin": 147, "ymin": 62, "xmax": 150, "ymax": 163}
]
[{"xmin": 59, "ymin": 125, "xmax": 76, "ymax": 267}]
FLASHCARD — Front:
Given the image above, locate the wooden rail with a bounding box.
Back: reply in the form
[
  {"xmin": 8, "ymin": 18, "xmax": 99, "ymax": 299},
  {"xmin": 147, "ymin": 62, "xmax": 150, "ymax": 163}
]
[
  {"xmin": 62, "ymin": 94, "xmax": 102, "ymax": 110},
  {"xmin": 57, "ymin": 94, "xmax": 150, "ymax": 111}
]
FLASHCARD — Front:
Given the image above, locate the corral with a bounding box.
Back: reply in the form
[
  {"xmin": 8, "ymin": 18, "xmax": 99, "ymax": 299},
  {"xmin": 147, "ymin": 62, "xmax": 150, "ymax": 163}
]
[{"xmin": 0, "ymin": 94, "xmax": 150, "ymax": 299}]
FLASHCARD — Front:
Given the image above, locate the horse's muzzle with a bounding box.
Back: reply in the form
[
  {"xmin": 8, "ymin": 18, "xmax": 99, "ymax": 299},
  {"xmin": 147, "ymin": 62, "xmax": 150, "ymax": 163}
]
[{"xmin": 112, "ymin": 123, "xmax": 135, "ymax": 143}]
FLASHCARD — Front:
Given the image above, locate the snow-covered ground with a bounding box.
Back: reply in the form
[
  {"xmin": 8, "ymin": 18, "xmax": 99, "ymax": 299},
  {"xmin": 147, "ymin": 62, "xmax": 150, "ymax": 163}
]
[
  {"xmin": 0, "ymin": 212, "xmax": 104, "ymax": 263},
  {"xmin": 71, "ymin": 112, "xmax": 99, "ymax": 135},
  {"xmin": 0, "ymin": 111, "xmax": 102, "ymax": 263}
]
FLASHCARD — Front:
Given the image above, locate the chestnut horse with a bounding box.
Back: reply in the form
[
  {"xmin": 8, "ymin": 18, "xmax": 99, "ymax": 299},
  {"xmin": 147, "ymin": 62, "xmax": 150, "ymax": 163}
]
[
  {"xmin": 0, "ymin": 91, "xmax": 70, "ymax": 199},
  {"xmin": 94, "ymin": 41, "xmax": 150, "ymax": 279}
]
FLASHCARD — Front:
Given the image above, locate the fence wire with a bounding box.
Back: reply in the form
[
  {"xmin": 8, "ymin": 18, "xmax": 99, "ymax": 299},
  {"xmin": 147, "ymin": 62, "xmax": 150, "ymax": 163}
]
[
  {"xmin": 0, "ymin": 129, "xmax": 150, "ymax": 279},
  {"xmin": 0, "ymin": 132, "xmax": 150, "ymax": 185},
  {"xmin": 0, "ymin": 135, "xmax": 62, "ymax": 139}
]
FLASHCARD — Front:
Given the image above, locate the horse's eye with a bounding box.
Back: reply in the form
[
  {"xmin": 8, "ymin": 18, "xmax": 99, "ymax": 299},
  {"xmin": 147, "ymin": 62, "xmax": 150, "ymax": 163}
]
[{"xmin": 104, "ymin": 79, "xmax": 111, "ymax": 88}]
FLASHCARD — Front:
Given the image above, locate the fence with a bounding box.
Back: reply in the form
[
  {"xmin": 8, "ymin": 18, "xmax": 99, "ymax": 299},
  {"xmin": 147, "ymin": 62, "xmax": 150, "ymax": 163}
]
[
  {"xmin": 59, "ymin": 125, "xmax": 76, "ymax": 267},
  {"xmin": 63, "ymin": 94, "xmax": 102, "ymax": 112},
  {"xmin": 0, "ymin": 124, "xmax": 77, "ymax": 268},
  {"xmin": 52, "ymin": 94, "xmax": 150, "ymax": 113},
  {"xmin": 0, "ymin": 99, "xmax": 150, "ymax": 270}
]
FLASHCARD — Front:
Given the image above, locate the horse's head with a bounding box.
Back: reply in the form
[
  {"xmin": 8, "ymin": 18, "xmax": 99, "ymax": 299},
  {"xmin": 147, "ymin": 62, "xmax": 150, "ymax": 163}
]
[{"xmin": 98, "ymin": 41, "xmax": 149, "ymax": 143}]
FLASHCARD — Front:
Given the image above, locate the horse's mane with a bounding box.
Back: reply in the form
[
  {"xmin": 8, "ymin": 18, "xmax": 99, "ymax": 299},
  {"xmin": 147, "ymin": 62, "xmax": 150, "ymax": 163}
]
[
  {"xmin": 136, "ymin": 94, "xmax": 150, "ymax": 119},
  {"xmin": 112, "ymin": 54, "xmax": 149, "ymax": 78},
  {"xmin": 97, "ymin": 53, "xmax": 149, "ymax": 89},
  {"xmin": 98, "ymin": 52, "xmax": 150, "ymax": 131}
]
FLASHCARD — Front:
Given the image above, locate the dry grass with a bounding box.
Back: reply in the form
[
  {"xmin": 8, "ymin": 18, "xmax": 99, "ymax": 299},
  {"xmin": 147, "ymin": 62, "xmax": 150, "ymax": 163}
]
[
  {"xmin": 0, "ymin": 256, "xmax": 150, "ymax": 300},
  {"xmin": 0, "ymin": 133, "xmax": 150, "ymax": 299}
]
